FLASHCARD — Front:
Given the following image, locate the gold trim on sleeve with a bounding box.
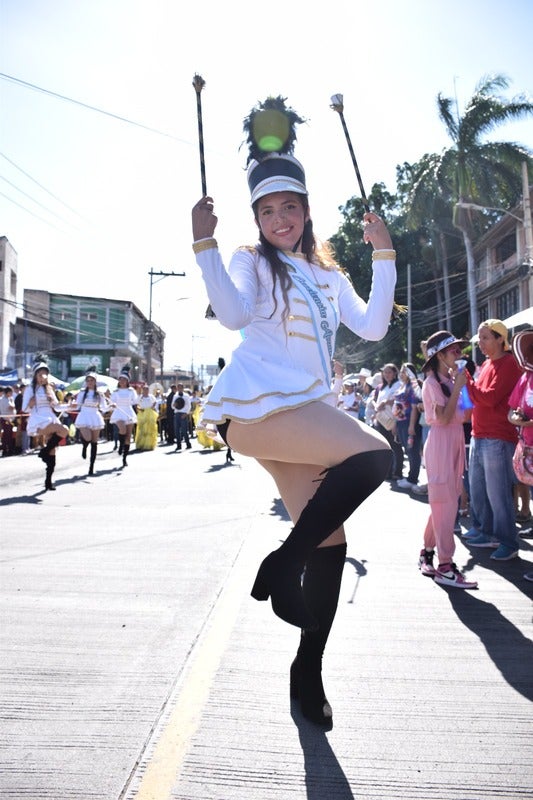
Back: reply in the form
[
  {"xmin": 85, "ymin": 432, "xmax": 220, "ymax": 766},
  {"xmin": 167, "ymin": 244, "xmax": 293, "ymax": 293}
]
[
  {"xmin": 372, "ymin": 249, "xmax": 396, "ymax": 261},
  {"xmin": 192, "ymin": 238, "xmax": 218, "ymax": 253}
]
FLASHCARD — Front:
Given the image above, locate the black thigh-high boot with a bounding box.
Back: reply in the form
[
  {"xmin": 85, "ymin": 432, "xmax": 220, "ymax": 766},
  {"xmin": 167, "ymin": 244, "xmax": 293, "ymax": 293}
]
[
  {"xmin": 251, "ymin": 449, "xmax": 391, "ymax": 629},
  {"xmin": 45, "ymin": 455, "xmax": 56, "ymax": 491},
  {"xmin": 81, "ymin": 440, "xmax": 88, "ymax": 460},
  {"xmin": 122, "ymin": 442, "xmax": 129, "ymax": 467},
  {"xmin": 88, "ymin": 442, "xmax": 97, "ymax": 475},
  {"xmin": 39, "ymin": 432, "xmax": 61, "ymax": 463},
  {"xmin": 290, "ymin": 543, "xmax": 346, "ymax": 725},
  {"xmin": 118, "ymin": 434, "xmax": 125, "ymax": 456}
]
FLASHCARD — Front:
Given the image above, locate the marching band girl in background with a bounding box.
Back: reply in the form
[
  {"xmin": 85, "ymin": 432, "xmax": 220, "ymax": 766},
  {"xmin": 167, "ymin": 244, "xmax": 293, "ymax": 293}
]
[
  {"xmin": 75, "ymin": 370, "xmax": 109, "ymax": 475},
  {"xmin": 109, "ymin": 367, "xmax": 138, "ymax": 467},
  {"xmin": 22, "ymin": 362, "xmax": 69, "ymax": 491}
]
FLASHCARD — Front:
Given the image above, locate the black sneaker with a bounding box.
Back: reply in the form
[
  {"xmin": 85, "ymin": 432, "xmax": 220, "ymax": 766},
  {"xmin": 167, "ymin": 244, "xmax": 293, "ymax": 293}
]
[{"xmin": 418, "ymin": 548, "xmax": 436, "ymax": 577}]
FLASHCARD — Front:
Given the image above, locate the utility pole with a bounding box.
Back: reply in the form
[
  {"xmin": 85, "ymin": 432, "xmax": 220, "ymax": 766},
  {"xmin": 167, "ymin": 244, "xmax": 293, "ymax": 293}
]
[
  {"xmin": 406, "ymin": 264, "xmax": 412, "ymax": 364},
  {"xmin": 521, "ymin": 161, "xmax": 533, "ymax": 268},
  {"xmin": 145, "ymin": 269, "xmax": 185, "ymax": 383}
]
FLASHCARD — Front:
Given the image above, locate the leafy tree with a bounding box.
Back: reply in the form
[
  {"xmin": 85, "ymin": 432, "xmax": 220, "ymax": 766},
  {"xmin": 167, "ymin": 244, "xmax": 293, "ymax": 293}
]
[
  {"xmin": 407, "ymin": 74, "xmax": 533, "ymax": 337},
  {"xmin": 397, "ymin": 157, "xmax": 456, "ymax": 329},
  {"xmin": 331, "ymin": 184, "xmax": 422, "ymax": 371},
  {"xmin": 328, "ymin": 74, "xmax": 532, "ymax": 372}
]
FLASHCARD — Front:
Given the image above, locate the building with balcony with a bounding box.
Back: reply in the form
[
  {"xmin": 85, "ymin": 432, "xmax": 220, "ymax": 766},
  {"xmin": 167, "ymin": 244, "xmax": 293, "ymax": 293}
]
[
  {"xmin": 14, "ymin": 289, "xmax": 165, "ymax": 383},
  {"xmin": 471, "ymin": 188, "xmax": 533, "ymax": 327}
]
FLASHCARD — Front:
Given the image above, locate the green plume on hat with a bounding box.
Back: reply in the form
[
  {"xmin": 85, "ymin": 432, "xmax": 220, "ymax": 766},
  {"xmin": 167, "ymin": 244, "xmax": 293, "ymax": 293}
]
[{"xmin": 242, "ymin": 96, "xmax": 306, "ymax": 164}]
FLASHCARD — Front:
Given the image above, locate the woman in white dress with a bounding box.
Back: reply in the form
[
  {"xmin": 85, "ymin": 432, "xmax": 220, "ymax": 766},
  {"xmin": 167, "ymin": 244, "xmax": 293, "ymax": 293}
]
[
  {"xmin": 109, "ymin": 368, "xmax": 138, "ymax": 467},
  {"xmin": 191, "ymin": 97, "xmax": 396, "ymax": 725},
  {"xmin": 75, "ymin": 371, "xmax": 108, "ymax": 475},
  {"xmin": 22, "ymin": 362, "xmax": 69, "ymax": 491}
]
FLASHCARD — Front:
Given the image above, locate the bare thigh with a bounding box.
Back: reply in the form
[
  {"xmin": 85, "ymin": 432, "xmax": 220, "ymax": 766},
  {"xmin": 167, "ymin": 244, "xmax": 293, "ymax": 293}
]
[
  {"xmin": 80, "ymin": 427, "xmax": 99, "ymax": 442},
  {"xmin": 227, "ymin": 401, "xmax": 389, "ymax": 468},
  {"xmin": 258, "ymin": 458, "xmax": 346, "ymax": 546},
  {"xmin": 40, "ymin": 421, "xmax": 69, "ymax": 438}
]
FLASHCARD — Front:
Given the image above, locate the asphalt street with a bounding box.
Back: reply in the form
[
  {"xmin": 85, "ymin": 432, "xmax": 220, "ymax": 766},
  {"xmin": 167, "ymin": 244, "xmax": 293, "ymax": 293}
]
[{"xmin": 1, "ymin": 438, "xmax": 532, "ymax": 800}]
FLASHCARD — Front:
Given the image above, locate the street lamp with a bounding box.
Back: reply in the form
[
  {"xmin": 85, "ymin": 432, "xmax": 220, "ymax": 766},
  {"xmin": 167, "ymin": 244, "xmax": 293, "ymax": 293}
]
[
  {"xmin": 454, "ymin": 201, "xmax": 523, "ymax": 222},
  {"xmin": 146, "ymin": 269, "xmax": 186, "ymax": 384},
  {"xmin": 191, "ymin": 335, "xmax": 205, "ymax": 389},
  {"xmin": 455, "ymin": 201, "xmax": 533, "ymax": 268},
  {"xmin": 454, "ymin": 162, "xmax": 533, "ymax": 268}
]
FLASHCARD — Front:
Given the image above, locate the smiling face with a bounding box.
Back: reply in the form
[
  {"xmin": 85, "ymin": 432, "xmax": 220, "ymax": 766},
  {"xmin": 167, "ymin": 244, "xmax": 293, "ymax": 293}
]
[{"xmin": 255, "ymin": 191, "xmax": 308, "ymax": 251}]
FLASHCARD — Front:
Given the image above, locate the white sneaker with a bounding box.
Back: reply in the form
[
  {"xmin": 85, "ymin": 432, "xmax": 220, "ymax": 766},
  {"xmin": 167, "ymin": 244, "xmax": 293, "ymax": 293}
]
[
  {"xmin": 397, "ymin": 478, "xmax": 416, "ymax": 490},
  {"xmin": 411, "ymin": 483, "xmax": 428, "ymax": 494}
]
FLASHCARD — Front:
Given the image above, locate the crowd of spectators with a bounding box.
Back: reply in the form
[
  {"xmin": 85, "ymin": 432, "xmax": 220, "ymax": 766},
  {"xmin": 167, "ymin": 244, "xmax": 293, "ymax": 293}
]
[
  {"xmin": 335, "ymin": 319, "xmax": 532, "ymax": 582},
  {"xmin": 2, "ymin": 320, "xmax": 532, "ymax": 580}
]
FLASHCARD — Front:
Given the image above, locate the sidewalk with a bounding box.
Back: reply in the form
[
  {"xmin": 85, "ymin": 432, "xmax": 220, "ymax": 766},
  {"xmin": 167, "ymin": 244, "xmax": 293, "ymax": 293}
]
[{"xmin": 122, "ymin": 472, "xmax": 533, "ymax": 800}]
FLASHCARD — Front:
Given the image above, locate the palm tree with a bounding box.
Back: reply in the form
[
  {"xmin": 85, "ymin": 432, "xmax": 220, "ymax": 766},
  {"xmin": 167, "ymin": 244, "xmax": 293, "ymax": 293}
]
[
  {"xmin": 408, "ymin": 74, "xmax": 533, "ymax": 336},
  {"xmin": 399, "ymin": 155, "xmax": 457, "ymax": 328}
]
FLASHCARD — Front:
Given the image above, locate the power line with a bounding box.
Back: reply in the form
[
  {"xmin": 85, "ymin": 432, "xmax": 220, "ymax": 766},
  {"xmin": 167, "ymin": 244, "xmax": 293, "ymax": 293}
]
[
  {"xmin": 0, "ymin": 72, "xmax": 193, "ymax": 145},
  {"xmin": 0, "ymin": 152, "xmax": 83, "ymax": 219},
  {"xmin": 0, "ymin": 174, "xmax": 78, "ymax": 228},
  {"xmin": 0, "ymin": 189, "xmax": 67, "ymax": 232}
]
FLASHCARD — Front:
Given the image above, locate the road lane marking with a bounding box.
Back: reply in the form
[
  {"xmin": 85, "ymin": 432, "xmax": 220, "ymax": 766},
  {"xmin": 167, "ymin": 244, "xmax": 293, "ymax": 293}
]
[{"xmin": 124, "ymin": 534, "xmax": 258, "ymax": 800}]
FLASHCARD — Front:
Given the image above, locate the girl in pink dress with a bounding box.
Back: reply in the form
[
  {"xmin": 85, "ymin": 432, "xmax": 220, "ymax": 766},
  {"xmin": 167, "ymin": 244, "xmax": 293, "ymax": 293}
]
[{"xmin": 418, "ymin": 330, "xmax": 478, "ymax": 589}]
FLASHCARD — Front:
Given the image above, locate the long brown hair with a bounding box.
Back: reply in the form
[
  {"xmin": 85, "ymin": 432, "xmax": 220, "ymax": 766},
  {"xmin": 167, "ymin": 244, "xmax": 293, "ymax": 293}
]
[
  {"xmin": 32, "ymin": 370, "xmax": 57, "ymax": 403},
  {"xmin": 253, "ymin": 194, "xmax": 338, "ymax": 321}
]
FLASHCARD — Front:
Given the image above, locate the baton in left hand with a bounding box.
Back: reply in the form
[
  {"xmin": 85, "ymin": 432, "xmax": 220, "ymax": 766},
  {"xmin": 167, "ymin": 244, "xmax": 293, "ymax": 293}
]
[{"xmin": 193, "ymin": 74, "xmax": 207, "ymax": 195}]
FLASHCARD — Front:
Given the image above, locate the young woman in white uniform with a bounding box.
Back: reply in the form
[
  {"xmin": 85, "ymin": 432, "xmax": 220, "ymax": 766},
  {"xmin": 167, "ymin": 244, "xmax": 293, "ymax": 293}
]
[
  {"xmin": 109, "ymin": 368, "xmax": 138, "ymax": 467},
  {"xmin": 75, "ymin": 371, "xmax": 108, "ymax": 475},
  {"xmin": 23, "ymin": 363, "xmax": 69, "ymax": 491},
  {"xmin": 192, "ymin": 98, "xmax": 396, "ymax": 725}
]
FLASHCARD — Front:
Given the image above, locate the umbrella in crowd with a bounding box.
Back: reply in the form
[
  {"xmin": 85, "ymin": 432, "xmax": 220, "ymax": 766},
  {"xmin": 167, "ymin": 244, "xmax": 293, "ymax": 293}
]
[
  {"xmin": 47, "ymin": 375, "xmax": 68, "ymax": 389},
  {"xmin": 64, "ymin": 374, "xmax": 118, "ymax": 393},
  {"xmin": 0, "ymin": 371, "xmax": 67, "ymax": 388}
]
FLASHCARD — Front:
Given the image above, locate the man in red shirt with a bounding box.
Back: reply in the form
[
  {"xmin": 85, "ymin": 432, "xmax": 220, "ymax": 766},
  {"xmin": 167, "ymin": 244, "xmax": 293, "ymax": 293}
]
[{"xmin": 463, "ymin": 319, "xmax": 523, "ymax": 560}]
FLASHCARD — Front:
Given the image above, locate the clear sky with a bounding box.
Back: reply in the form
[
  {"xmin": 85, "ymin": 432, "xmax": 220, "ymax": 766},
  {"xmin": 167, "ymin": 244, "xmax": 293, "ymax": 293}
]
[{"xmin": 1, "ymin": 0, "xmax": 532, "ymax": 374}]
